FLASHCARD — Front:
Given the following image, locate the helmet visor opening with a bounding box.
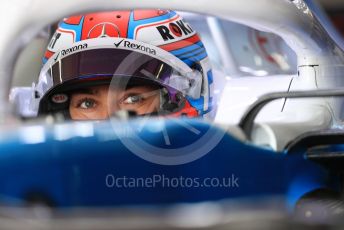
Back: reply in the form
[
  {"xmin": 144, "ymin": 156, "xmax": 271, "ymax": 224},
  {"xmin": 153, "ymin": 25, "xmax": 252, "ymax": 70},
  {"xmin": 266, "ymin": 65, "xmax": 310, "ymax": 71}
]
[
  {"xmin": 38, "ymin": 48, "xmax": 202, "ymax": 116},
  {"xmin": 41, "ymin": 48, "xmax": 202, "ymax": 103},
  {"xmin": 50, "ymin": 49, "xmax": 173, "ymax": 87}
]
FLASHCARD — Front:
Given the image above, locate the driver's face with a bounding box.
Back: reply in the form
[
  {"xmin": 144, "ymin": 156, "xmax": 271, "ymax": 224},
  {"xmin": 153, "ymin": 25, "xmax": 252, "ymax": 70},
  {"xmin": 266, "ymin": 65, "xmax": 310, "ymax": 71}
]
[{"xmin": 69, "ymin": 85, "xmax": 160, "ymax": 120}]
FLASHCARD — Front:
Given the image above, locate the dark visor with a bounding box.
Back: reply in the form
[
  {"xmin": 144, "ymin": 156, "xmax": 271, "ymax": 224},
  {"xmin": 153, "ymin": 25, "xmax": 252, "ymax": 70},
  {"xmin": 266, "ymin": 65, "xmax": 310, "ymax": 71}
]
[{"xmin": 50, "ymin": 48, "xmax": 174, "ymax": 87}]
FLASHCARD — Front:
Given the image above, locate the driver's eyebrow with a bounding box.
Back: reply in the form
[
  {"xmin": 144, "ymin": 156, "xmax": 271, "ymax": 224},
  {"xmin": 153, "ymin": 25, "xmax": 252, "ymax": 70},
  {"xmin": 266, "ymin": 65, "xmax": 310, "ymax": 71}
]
[{"xmin": 130, "ymin": 90, "xmax": 161, "ymax": 101}]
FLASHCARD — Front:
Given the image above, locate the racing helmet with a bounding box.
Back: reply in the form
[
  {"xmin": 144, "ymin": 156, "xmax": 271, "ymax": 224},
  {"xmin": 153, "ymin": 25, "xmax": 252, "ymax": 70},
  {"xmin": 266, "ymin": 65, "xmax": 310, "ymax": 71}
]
[{"xmin": 31, "ymin": 10, "xmax": 214, "ymax": 119}]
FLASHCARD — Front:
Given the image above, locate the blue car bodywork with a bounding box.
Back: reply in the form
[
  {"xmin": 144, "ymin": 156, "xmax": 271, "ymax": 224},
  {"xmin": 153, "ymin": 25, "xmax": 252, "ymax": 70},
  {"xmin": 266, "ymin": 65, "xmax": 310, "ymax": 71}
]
[{"xmin": 0, "ymin": 119, "xmax": 335, "ymax": 210}]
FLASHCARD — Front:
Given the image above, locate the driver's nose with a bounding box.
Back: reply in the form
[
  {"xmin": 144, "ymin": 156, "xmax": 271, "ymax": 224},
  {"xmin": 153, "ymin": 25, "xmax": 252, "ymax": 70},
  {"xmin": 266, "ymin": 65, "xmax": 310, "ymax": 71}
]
[{"xmin": 106, "ymin": 90, "xmax": 122, "ymax": 118}]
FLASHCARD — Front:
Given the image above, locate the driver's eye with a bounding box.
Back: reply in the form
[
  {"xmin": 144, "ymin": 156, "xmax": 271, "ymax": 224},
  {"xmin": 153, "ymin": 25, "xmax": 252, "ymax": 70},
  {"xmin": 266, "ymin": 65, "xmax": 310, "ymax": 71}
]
[
  {"xmin": 78, "ymin": 98, "xmax": 96, "ymax": 109},
  {"xmin": 122, "ymin": 95, "xmax": 144, "ymax": 104}
]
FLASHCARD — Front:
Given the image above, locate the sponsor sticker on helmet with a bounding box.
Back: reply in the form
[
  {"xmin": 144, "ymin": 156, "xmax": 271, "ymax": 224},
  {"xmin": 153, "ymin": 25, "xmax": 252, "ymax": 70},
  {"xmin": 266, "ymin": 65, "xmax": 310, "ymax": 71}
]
[
  {"xmin": 51, "ymin": 94, "xmax": 68, "ymax": 103},
  {"xmin": 156, "ymin": 19, "xmax": 194, "ymax": 41},
  {"xmin": 134, "ymin": 17, "xmax": 196, "ymax": 45},
  {"xmin": 47, "ymin": 29, "xmax": 76, "ymax": 53},
  {"xmin": 113, "ymin": 39, "xmax": 157, "ymax": 55},
  {"xmin": 61, "ymin": 43, "xmax": 88, "ymax": 56}
]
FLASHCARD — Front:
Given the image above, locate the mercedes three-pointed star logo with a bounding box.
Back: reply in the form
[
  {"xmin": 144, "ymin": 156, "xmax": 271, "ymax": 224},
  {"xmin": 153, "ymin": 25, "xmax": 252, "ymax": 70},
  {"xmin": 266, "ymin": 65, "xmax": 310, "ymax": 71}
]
[{"xmin": 87, "ymin": 22, "xmax": 121, "ymax": 39}]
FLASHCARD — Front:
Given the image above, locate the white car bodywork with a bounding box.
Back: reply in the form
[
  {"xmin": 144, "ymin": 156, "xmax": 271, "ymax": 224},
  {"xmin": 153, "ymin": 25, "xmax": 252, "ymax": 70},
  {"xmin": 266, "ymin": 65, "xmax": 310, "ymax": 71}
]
[{"xmin": 1, "ymin": 0, "xmax": 344, "ymax": 151}]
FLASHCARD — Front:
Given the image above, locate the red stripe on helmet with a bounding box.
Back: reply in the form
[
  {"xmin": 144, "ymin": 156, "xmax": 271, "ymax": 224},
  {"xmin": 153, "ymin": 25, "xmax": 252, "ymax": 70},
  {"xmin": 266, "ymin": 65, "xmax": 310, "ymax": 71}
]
[
  {"xmin": 44, "ymin": 50, "xmax": 55, "ymax": 59},
  {"xmin": 133, "ymin": 10, "xmax": 169, "ymax": 21},
  {"xmin": 57, "ymin": 28, "xmax": 76, "ymax": 42},
  {"xmin": 64, "ymin": 16, "xmax": 83, "ymax": 25},
  {"xmin": 168, "ymin": 100, "xmax": 199, "ymax": 118},
  {"xmin": 158, "ymin": 34, "xmax": 200, "ymax": 52}
]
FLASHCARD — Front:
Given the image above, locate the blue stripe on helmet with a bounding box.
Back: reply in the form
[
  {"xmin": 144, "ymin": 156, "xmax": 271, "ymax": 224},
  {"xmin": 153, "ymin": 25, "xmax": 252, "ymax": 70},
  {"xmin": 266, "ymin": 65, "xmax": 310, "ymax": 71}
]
[
  {"xmin": 128, "ymin": 11, "xmax": 177, "ymax": 39},
  {"xmin": 178, "ymin": 49, "xmax": 206, "ymax": 60},
  {"xmin": 181, "ymin": 52, "xmax": 208, "ymax": 66},
  {"xmin": 59, "ymin": 16, "xmax": 85, "ymax": 42},
  {"xmin": 170, "ymin": 41, "xmax": 204, "ymax": 56}
]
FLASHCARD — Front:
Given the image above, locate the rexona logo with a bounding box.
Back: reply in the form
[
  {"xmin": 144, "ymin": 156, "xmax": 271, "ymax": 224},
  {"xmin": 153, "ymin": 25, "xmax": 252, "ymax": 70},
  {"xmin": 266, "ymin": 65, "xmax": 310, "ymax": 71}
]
[
  {"xmin": 115, "ymin": 39, "xmax": 157, "ymax": 55},
  {"xmin": 157, "ymin": 20, "xmax": 194, "ymax": 41},
  {"xmin": 61, "ymin": 43, "xmax": 88, "ymax": 56}
]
